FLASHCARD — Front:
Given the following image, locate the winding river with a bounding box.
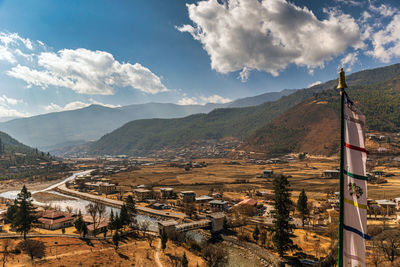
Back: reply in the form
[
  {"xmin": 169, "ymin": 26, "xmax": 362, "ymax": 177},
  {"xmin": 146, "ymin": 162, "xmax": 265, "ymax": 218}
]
[{"xmin": 0, "ymin": 171, "xmax": 158, "ymax": 231}]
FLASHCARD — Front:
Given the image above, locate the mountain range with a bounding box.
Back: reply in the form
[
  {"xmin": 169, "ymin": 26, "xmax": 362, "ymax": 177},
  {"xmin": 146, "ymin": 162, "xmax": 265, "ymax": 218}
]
[
  {"xmin": 63, "ymin": 63, "xmax": 400, "ymax": 157},
  {"xmin": 0, "ymin": 88, "xmax": 296, "ymax": 152}
]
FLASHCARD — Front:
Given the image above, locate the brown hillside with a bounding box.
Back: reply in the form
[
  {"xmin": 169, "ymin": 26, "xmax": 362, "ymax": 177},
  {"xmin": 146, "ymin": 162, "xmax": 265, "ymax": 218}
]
[{"xmin": 239, "ymin": 99, "xmax": 340, "ymax": 156}]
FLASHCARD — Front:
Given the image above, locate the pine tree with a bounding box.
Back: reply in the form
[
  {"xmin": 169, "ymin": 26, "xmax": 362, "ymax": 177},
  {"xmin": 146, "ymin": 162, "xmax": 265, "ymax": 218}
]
[
  {"xmin": 12, "ymin": 186, "xmax": 37, "ymax": 240},
  {"xmin": 125, "ymin": 195, "xmax": 136, "ymax": 214},
  {"xmin": 109, "ymin": 210, "xmax": 115, "ymax": 233},
  {"xmin": 119, "ymin": 204, "xmax": 129, "ymax": 227},
  {"xmin": 181, "ymin": 252, "xmax": 188, "ymax": 267},
  {"xmin": 6, "ymin": 199, "xmax": 18, "ymax": 223},
  {"xmin": 253, "ymin": 225, "xmax": 260, "ymax": 242},
  {"xmin": 272, "ymin": 175, "xmax": 295, "ymax": 257},
  {"xmin": 297, "ymin": 189, "xmax": 309, "ymax": 227},
  {"xmin": 160, "ymin": 229, "xmax": 168, "ymax": 251},
  {"xmin": 74, "ymin": 210, "xmax": 85, "ymax": 236}
]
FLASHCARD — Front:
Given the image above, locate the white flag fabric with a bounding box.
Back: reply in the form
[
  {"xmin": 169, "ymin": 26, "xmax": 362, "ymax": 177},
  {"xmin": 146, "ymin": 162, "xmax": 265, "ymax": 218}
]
[{"xmin": 343, "ymin": 94, "xmax": 370, "ymax": 267}]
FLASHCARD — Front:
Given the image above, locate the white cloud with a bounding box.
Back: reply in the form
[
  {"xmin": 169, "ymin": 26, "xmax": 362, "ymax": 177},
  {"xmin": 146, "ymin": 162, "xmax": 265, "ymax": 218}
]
[
  {"xmin": 178, "ymin": 94, "xmax": 231, "ymax": 105},
  {"xmin": 366, "ymin": 14, "xmax": 400, "ymax": 62},
  {"xmin": 0, "ymin": 32, "xmax": 168, "ymax": 95},
  {"xmin": 44, "ymin": 99, "xmax": 121, "ymax": 112},
  {"xmin": 8, "ymin": 48, "xmax": 168, "ymax": 95},
  {"xmin": 334, "ymin": 0, "xmax": 364, "ymax": 7},
  {"xmin": 340, "ymin": 52, "xmax": 358, "ymax": 71},
  {"xmin": 369, "ymin": 4, "xmax": 397, "ymax": 17},
  {"xmin": 177, "ymin": 0, "xmax": 363, "ymax": 78},
  {"xmin": 308, "ymin": 81, "xmax": 322, "ymax": 88},
  {"xmin": 0, "ymin": 32, "xmax": 33, "ymax": 50},
  {"xmin": 0, "ymin": 106, "xmax": 30, "ymax": 118},
  {"xmin": 177, "ymin": 97, "xmax": 199, "ymax": 105},
  {"xmin": 0, "ymin": 94, "xmax": 28, "ymax": 118},
  {"xmin": 0, "ymin": 95, "xmax": 22, "ymax": 105},
  {"xmin": 239, "ymin": 67, "xmax": 251, "ymax": 82},
  {"xmin": 200, "ymin": 94, "xmax": 231, "ymax": 104}
]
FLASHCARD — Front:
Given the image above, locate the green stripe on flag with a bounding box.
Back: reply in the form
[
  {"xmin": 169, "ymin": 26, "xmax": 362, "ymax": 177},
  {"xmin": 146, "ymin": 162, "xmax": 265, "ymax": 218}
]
[{"xmin": 343, "ymin": 170, "xmax": 368, "ymax": 181}]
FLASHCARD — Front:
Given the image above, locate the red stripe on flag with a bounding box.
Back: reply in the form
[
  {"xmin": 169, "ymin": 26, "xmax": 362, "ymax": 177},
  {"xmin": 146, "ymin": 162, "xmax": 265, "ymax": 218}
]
[{"xmin": 344, "ymin": 142, "xmax": 369, "ymax": 154}]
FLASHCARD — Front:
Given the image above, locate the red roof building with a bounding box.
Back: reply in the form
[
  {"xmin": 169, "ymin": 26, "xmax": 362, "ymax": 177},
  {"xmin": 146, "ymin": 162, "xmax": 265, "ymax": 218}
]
[{"xmin": 38, "ymin": 210, "xmax": 74, "ymax": 230}]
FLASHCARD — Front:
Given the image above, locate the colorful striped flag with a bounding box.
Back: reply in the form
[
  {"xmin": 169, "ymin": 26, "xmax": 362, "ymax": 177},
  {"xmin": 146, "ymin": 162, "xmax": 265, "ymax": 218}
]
[{"xmin": 342, "ymin": 93, "xmax": 370, "ymax": 267}]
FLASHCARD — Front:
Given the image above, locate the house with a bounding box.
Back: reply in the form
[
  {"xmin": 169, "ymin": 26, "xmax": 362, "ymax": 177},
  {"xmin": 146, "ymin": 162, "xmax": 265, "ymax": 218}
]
[
  {"xmin": 158, "ymin": 220, "xmax": 178, "ymax": 235},
  {"xmin": 134, "ymin": 188, "xmax": 152, "ymax": 201},
  {"xmin": 98, "ymin": 182, "xmax": 117, "ymax": 194},
  {"xmin": 180, "ymin": 191, "xmax": 196, "ymax": 203},
  {"xmin": 87, "ymin": 220, "xmax": 108, "ymax": 236},
  {"xmin": 262, "ymin": 170, "xmax": 274, "ymax": 178},
  {"xmin": 38, "ymin": 210, "xmax": 74, "ymax": 230},
  {"xmin": 322, "ymin": 170, "xmax": 340, "ymax": 179},
  {"xmin": 196, "ymin": 195, "xmax": 214, "ymax": 209},
  {"xmin": 376, "ymin": 199, "xmax": 397, "ymax": 216},
  {"xmin": 209, "ymin": 200, "xmax": 229, "ymax": 212},
  {"xmin": 160, "ymin": 187, "xmax": 174, "ymax": 199},
  {"xmin": 373, "ymin": 170, "xmax": 385, "ymax": 176}
]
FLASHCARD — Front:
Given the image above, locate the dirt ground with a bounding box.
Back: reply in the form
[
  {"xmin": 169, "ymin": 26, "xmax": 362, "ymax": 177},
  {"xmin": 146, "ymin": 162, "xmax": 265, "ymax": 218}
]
[{"xmin": 1, "ymin": 236, "xmax": 203, "ymax": 267}]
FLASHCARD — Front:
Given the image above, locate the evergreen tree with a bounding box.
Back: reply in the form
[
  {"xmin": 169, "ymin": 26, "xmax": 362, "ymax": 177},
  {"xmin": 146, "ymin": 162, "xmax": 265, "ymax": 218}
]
[
  {"xmin": 74, "ymin": 210, "xmax": 85, "ymax": 236},
  {"xmin": 297, "ymin": 189, "xmax": 309, "ymax": 227},
  {"xmin": 119, "ymin": 204, "xmax": 129, "ymax": 227},
  {"xmin": 109, "ymin": 210, "xmax": 115, "ymax": 233},
  {"xmin": 113, "ymin": 231, "xmax": 120, "ymax": 250},
  {"xmin": 160, "ymin": 229, "xmax": 168, "ymax": 251},
  {"xmin": 181, "ymin": 252, "xmax": 188, "ymax": 267},
  {"xmin": 125, "ymin": 195, "xmax": 136, "ymax": 214},
  {"xmin": 81, "ymin": 221, "xmax": 88, "ymax": 238},
  {"xmin": 6, "ymin": 199, "xmax": 18, "ymax": 223},
  {"xmin": 12, "ymin": 186, "xmax": 37, "ymax": 240},
  {"xmin": 253, "ymin": 225, "xmax": 260, "ymax": 242},
  {"xmin": 272, "ymin": 175, "xmax": 295, "ymax": 257}
]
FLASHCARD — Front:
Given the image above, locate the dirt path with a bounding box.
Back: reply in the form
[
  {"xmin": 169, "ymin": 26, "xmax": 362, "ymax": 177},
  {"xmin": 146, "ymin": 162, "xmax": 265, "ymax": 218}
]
[{"xmin": 155, "ymin": 238, "xmax": 163, "ymax": 267}]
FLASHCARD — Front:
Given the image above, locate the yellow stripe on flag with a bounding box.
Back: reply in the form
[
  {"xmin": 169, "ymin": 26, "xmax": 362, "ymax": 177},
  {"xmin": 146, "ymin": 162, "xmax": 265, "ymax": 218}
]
[{"xmin": 344, "ymin": 197, "xmax": 368, "ymax": 210}]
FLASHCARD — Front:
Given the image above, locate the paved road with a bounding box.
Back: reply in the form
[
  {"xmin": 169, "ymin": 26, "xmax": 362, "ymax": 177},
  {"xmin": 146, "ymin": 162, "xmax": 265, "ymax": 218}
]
[{"xmin": 56, "ymin": 183, "xmax": 186, "ymax": 219}]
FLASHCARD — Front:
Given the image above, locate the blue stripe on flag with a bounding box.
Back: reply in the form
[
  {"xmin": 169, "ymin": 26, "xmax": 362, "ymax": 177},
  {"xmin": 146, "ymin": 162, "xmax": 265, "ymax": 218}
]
[{"xmin": 344, "ymin": 224, "xmax": 371, "ymax": 240}]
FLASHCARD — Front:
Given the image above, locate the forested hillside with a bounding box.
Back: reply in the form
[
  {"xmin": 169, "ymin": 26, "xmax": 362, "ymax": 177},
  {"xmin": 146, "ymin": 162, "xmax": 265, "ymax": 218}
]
[{"xmin": 69, "ymin": 63, "xmax": 400, "ymax": 157}]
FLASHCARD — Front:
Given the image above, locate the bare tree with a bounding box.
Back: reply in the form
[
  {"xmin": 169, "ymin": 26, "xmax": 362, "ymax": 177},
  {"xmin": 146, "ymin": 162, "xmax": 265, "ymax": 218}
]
[
  {"xmin": 375, "ymin": 229, "xmax": 400, "ymax": 263},
  {"xmin": 86, "ymin": 202, "xmax": 106, "ymax": 232},
  {"xmin": 65, "ymin": 206, "xmax": 73, "ymax": 213},
  {"xmin": 16, "ymin": 239, "xmax": 45, "ymax": 262},
  {"xmin": 139, "ymin": 221, "xmax": 150, "ymax": 238},
  {"xmin": 1, "ymin": 239, "xmax": 14, "ymax": 267}
]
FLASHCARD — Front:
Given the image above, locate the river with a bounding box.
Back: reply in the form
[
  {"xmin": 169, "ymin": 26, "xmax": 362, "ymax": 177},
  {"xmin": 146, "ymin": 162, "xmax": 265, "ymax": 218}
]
[{"xmin": 0, "ymin": 170, "xmax": 159, "ymax": 231}]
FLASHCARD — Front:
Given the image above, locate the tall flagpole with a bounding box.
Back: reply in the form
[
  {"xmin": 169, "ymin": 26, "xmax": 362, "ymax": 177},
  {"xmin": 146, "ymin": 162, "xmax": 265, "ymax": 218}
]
[{"xmin": 337, "ymin": 68, "xmax": 347, "ymax": 267}]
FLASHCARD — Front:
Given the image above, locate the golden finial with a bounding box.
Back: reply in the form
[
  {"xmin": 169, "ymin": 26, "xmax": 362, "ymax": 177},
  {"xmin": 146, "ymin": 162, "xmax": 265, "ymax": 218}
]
[{"xmin": 337, "ymin": 68, "xmax": 348, "ymax": 89}]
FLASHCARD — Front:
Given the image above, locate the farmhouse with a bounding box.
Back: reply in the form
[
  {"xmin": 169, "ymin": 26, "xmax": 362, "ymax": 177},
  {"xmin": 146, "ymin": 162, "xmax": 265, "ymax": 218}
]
[{"xmin": 38, "ymin": 210, "xmax": 74, "ymax": 230}]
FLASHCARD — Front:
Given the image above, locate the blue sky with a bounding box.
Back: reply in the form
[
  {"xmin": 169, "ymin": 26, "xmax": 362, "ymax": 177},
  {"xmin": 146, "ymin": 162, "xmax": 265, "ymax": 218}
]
[{"xmin": 0, "ymin": 0, "xmax": 399, "ymax": 118}]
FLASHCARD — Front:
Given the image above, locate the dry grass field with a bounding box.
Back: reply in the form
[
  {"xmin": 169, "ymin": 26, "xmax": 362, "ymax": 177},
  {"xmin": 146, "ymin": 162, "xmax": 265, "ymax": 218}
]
[{"xmin": 106, "ymin": 155, "xmax": 400, "ymax": 204}]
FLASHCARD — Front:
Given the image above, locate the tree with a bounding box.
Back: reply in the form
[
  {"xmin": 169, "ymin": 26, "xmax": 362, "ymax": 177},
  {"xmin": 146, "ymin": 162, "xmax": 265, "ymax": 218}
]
[
  {"xmin": 1, "ymin": 239, "xmax": 14, "ymax": 267},
  {"xmin": 375, "ymin": 229, "xmax": 400, "ymax": 263},
  {"xmin": 160, "ymin": 229, "xmax": 168, "ymax": 251},
  {"xmin": 120, "ymin": 204, "xmax": 129, "ymax": 227},
  {"xmin": 125, "ymin": 195, "xmax": 136, "ymax": 215},
  {"xmin": 12, "ymin": 186, "xmax": 37, "ymax": 240},
  {"xmin": 6, "ymin": 199, "xmax": 18, "ymax": 224},
  {"xmin": 61, "ymin": 228, "xmax": 65, "ymax": 234},
  {"xmin": 253, "ymin": 225, "xmax": 260, "ymax": 242},
  {"xmin": 109, "ymin": 210, "xmax": 115, "ymax": 233},
  {"xmin": 113, "ymin": 231, "xmax": 120, "ymax": 250},
  {"xmin": 181, "ymin": 252, "xmax": 188, "ymax": 267},
  {"xmin": 272, "ymin": 175, "xmax": 295, "ymax": 257},
  {"xmin": 202, "ymin": 244, "xmax": 227, "ymax": 267},
  {"xmin": 296, "ymin": 189, "xmax": 309, "ymax": 227},
  {"xmin": 16, "ymin": 239, "xmax": 45, "ymax": 262},
  {"xmin": 86, "ymin": 202, "xmax": 106, "ymax": 235},
  {"xmin": 74, "ymin": 210, "xmax": 85, "ymax": 236}
]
